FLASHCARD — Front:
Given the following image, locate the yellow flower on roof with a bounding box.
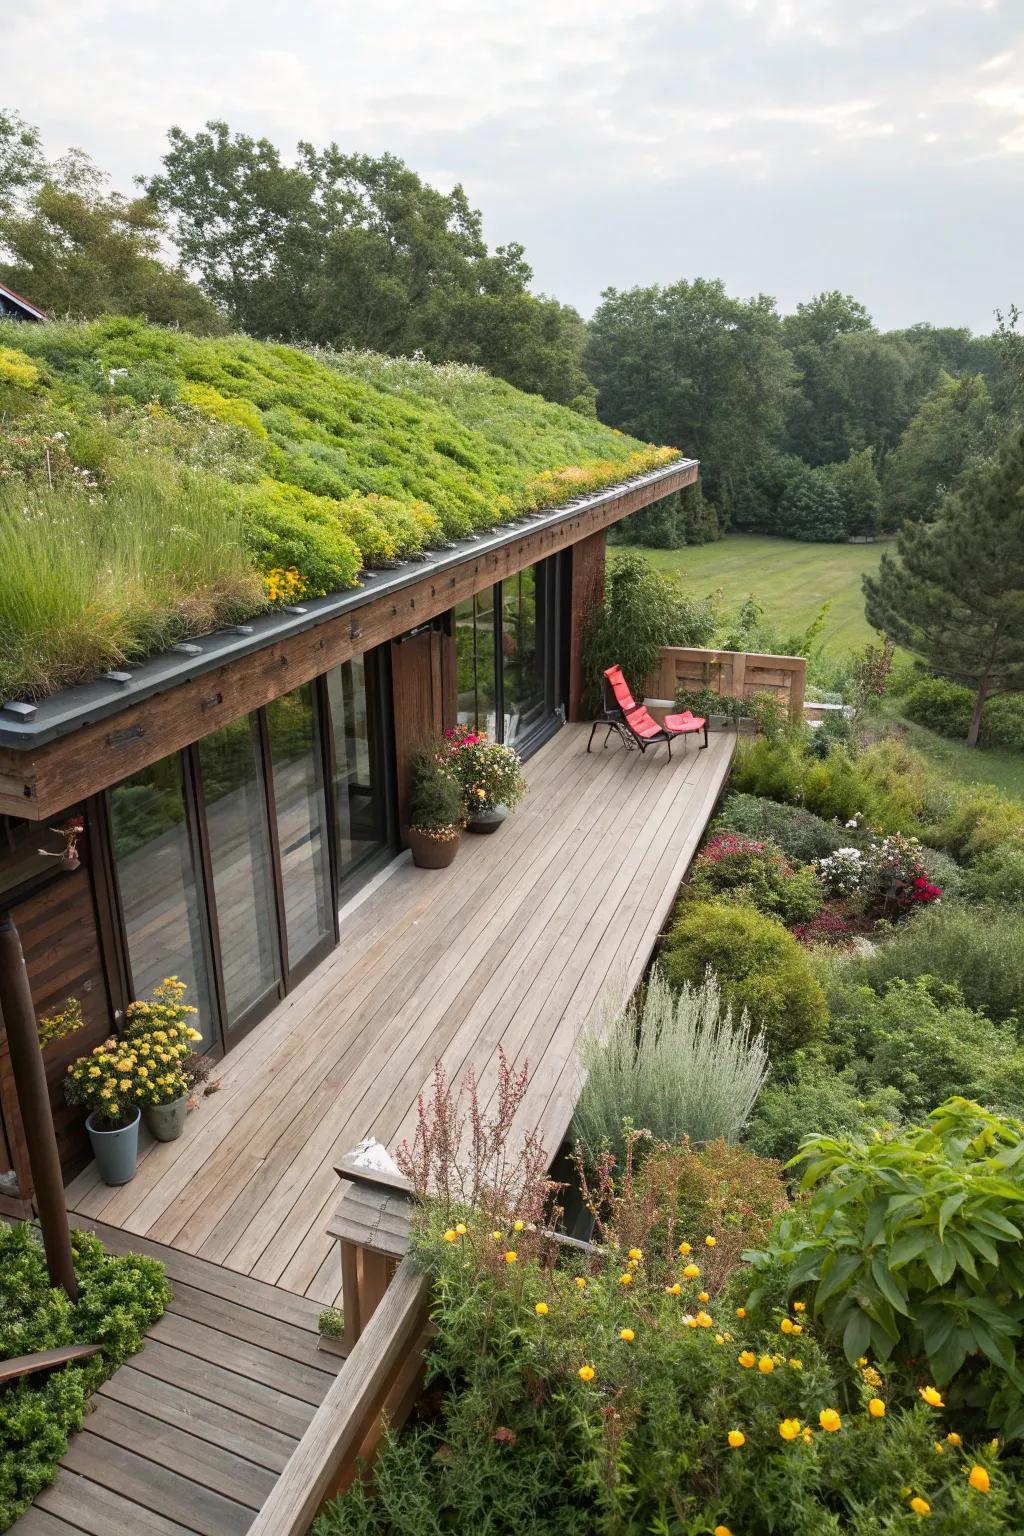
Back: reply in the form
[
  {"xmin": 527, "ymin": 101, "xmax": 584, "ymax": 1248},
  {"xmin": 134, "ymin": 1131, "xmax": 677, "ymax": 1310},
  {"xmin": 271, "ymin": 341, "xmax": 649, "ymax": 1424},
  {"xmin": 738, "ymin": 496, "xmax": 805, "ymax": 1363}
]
[
  {"xmin": 534, "ymin": 1302, "xmax": 549, "ymax": 1317},
  {"xmin": 819, "ymin": 1409, "xmax": 841, "ymax": 1433},
  {"xmin": 619, "ymin": 1272, "xmax": 633, "ymax": 1286},
  {"xmin": 677, "ymin": 1241, "xmax": 691, "ymax": 1255},
  {"xmin": 513, "ymin": 1220, "xmax": 525, "ymax": 1232},
  {"xmin": 628, "ymin": 1248, "xmax": 642, "ymax": 1261},
  {"xmin": 868, "ymin": 1398, "xmax": 886, "ymax": 1418},
  {"xmin": 780, "ymin": 1317, "xmax": 795, "ymax": 1335},
  {"xmin": 968, "ymin": 1466, "xmax": 990, "ymax": 1493},
  {"xmin": 578, "ymin": 1365, "xmax": 595, "ymax": 1382},
  {"xmin": 666, "ymin": 1282, "xmax": 682, "ymax": 1295},
  {"xmin": 779, "ymin": 1418, "xmax": 801, "ymax": 1441},
  {"xmin": 758, "ymin": 1355, "xmax": 775, "ymax": 1374},
  {"xmin": 705, "ymin": 1235, "xmax": 717, "ymax": 1247},
  {"xmin": 619, "ymin": 1328, "xmax": 634, "ymax": 1342},
  {"xmin": 909, "ymin": 1496, "xmax": 931, "ymax": 1516},
  {"xmin": 727, "ymin": 1429, "xmax": 745, "ymax": 1448},
  {"xmin": 735, "ymin": 1307, "xmax": 746, "ymax": 1319},
  {"xmin": 946, "ymin": 1431, "xmax": 961, "ymax": 1446},
  {"xmin": 738, "ymin": 1351, "xmax": 756, "ymax": 1369},
  {"xmin": 575, "ymin": 1276, "xmax": 587, "ymax": 1289},
  {"xmin": 504, "ymin": 1251, "xmax": 517, "ymax": 1264},
  {"xmin": 682, "ymin": 1263, "xmax": 700, "ymax": 1279},
  {"xmin": 919, "ymin": 1386, "xmax": 944, "ymax": 1408}
]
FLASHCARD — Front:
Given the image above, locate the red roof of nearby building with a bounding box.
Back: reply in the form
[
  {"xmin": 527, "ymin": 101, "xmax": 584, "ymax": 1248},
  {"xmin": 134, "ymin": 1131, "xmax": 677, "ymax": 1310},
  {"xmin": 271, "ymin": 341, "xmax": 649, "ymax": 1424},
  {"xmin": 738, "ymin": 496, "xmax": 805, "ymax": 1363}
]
[{"xmin": 0, "ymin": 281, "xmax": 47, "ymax": 322}]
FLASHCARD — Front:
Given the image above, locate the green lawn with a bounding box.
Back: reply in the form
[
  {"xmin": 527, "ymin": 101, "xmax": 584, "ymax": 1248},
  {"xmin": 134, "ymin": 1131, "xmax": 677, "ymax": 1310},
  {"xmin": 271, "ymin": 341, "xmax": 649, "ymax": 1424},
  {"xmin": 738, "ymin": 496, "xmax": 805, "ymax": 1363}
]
[
  {"xmin": 617, "ymin": 533, "xmax": 1024, "ymax": 804},
  {"xmin": 616, "ymin": 533, "xmax": 888, "ymax": 656}
]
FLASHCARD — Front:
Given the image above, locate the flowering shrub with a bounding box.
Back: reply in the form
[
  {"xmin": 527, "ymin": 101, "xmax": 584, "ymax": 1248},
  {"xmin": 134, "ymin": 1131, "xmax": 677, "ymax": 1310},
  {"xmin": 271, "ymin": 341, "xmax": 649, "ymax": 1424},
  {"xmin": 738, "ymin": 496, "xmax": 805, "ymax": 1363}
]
[
  {"xmin": 790, "ymin": 905, "xmax": 858, "ymax": 949},
  {"xmin": 690, "ymin": 832, "xmax": 823, "ymax": 926},
  {"xmin": 121, "ymin": 977, "xmax": 203, "ymax": 1107},
  {"xmin": 65, "ymin": 1039, "xmax": 147, "ymax": 1130},
  {"xmin": 262, "ymin": 564, "xmax": 307, "ymax": 604},
  {"xmin": 316, "ymin": 1181, "xmax": 1015, "ymax": 1535},
  {"xmin": 816, "ymin": 847, "xmax": 864, "ymax": 899},
  {"xmin": 859, "ymin": 833, "xmax": 941, "ymax": 916},
  {"xmin": 443, "ymin": 724, "xmax": 527, "ymax": 815}
]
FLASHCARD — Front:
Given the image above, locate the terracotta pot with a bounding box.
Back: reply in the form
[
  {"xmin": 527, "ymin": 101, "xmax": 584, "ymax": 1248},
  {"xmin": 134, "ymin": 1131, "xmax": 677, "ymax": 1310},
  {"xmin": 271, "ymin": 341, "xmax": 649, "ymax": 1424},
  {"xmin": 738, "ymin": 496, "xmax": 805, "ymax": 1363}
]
[{"xmin": 407, "ymin": 826, "xmax": 461, "ymax": 869}]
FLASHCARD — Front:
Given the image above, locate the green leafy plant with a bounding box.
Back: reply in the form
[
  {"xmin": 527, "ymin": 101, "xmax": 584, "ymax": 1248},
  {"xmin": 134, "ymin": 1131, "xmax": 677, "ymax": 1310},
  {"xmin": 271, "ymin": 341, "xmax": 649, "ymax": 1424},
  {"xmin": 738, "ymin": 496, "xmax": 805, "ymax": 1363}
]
[
  {"xmin": 318, "ymin": 1307, "xmax": 345, "ymax": 1339},
  {"xmin": 0, "ymin": 1223, "xmax": 168, "ymax": 1527},
  {"xmin": 36, "ymin": 997, "xmax": 85, "ymax": 1051},
  {"xmin": 713, "ymin": 793, "xmax": 859, "ymax": 863},
  {"xmin": 408, "ymin": 747, "xmax": 465, "ymax": 837},
  {"xmin": 747, "ymin": 1099, "xmax": 1024, "ymax": 1441},
  {"xmin": 443, "ymin": 725, "xmax": 527, "ymax": 815},
  {"xmin": 571, "ymin": 968, "xmax": 769, "ymax": 1168},
  {"xmin": 662, "ymin": 898, "xmax": 828, "ymax": 1056},
  {"xmin": 745, "ymin": 1053, "xmax": 903, "ymax": 1165}
]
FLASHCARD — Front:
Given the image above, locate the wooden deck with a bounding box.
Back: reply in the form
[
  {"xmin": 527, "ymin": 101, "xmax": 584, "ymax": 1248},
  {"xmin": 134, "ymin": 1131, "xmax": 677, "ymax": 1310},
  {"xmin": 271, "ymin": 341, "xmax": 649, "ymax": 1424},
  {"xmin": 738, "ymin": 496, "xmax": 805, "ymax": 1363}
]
[
  {"xmin": 65, "ymin": 723, "xmax": 734, "ymax": 1307},
  {"xmin": 12, "ymin": 1220, "xmax": 343, "ymax": 1536}
]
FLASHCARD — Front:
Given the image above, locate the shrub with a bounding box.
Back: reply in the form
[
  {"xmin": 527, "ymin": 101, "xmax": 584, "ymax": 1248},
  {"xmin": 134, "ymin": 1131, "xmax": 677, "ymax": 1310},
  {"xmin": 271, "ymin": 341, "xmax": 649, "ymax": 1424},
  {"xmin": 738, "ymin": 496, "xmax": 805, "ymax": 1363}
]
[
  {"xmin": 689, "ymin": 832, "xmax": 823, "ymax": 925},
  {"xmin": 827, "ymin": 978, "xmax": 1024, "ymax": 1122},
  {"xmin": 747, "ymin": 1098, "xmax": 1024, "ymax": 1443},
  {"xmin": 834, "ymin": 903, "xmax": 1024, "ymax": 1026},
  {"xmin": 980, "ymin": 694, "xmax": 1024, "ymax": 749},
  {"xmin": 744, "ymin": 1054, "xmax": 903, "ymax": 1165},
  {"xmin": 964, "ymin": 847, "xmax": 1024, "ymax": 906},
  {"xmin": 0, "ymin": 1224, "xmax": 168, "ymax": 1527},
  {"xmin": 242, "ymin": 480, "xmax": 364, "ymax": 594},
  {"xmin": 713, "ymin": 794, "xmax": 856, "ymax": 863},
  {"xmin": 317, "ymin": 1189, "xmax": 1018, "ymax": 1535},
  {"xmin": 571, "ymin": 969, "xmax": 769, "ymax": 1167},
  {"xmin": 580, "ymin": 551, "xmax": 719, "ymax": 712},
  {"xmin": 662, "ymin": 899, "xmax": 828, "ymax": 1057},
  {"xmin": 928, "ymin": 789, "xmax": 1024, "ymax": 863},
  {"xmin": 903, "ymin": 677, "xmax": 975, "ymax": 738}
]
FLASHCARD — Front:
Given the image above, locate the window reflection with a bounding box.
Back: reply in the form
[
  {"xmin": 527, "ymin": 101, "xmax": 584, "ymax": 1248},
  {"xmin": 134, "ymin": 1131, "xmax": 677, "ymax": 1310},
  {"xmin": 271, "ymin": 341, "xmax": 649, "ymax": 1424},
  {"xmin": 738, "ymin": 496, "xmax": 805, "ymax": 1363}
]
[
  {"xmin": 455, "ymin": 589, "xmax": 498, "ymax": 737},
  {"xmin": 325, "ymin": 658, "xmax": 390, "ymax": 886},
  {"xmin": 109, "ymin": 759, "xmax": 215, "ymax": 1049},
  {"xmin": 266, "ymin": 684, "xmax": 333, "ymax": 968},
  {"xmin": 198, "ymin": 718, "xmax": 280, "ymax": 1030}
]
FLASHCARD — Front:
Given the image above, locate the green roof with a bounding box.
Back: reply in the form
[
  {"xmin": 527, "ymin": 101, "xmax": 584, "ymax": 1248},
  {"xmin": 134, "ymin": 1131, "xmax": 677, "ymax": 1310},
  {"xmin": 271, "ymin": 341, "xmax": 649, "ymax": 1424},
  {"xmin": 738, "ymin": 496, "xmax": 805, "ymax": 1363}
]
[{"xmin": 0, "ymin": 320, "xmax": 678, "ymax": 700}]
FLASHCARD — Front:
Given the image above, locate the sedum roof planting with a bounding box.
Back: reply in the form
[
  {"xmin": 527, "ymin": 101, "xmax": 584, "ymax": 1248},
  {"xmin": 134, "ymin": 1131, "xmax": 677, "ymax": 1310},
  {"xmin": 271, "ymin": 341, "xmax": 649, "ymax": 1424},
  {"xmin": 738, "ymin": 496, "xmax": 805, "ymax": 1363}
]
[{"xmin": 0, "ymin": 320, "xmax": 679, "ymax": 702}]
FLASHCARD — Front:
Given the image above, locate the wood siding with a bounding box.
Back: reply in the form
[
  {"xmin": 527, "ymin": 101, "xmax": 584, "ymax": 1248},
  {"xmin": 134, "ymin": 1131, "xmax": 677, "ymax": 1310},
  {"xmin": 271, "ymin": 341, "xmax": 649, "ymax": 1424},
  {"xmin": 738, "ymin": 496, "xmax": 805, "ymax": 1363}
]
[
  {"xmin": 390, "ymin": 628, "xmax": 444, "ymax": 835},
  {"xmin": 567, "ymin": 528, "xmax": 607, "ymax": 721},
  {"xmin": 648, "ymin": 646, "xmax": 807, "ymax": 723}
]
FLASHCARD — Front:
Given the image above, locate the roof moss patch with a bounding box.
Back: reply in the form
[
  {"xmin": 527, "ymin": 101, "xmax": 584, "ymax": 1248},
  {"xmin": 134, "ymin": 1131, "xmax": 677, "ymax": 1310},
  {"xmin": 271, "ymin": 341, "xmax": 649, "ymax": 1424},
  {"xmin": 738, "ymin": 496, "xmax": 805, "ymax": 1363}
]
[{"xmin": 0, "ymin": 320, "xmax": 678, "ymax": 701}]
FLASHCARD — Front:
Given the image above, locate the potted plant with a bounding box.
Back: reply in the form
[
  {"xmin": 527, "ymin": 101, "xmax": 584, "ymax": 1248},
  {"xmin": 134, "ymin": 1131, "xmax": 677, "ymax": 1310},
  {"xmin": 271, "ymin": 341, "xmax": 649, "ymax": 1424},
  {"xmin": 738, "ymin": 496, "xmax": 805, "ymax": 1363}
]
[
  {"xmin": 443, "ymin": 725, "xmax": 527, "ymax": 833},
  {"xmin": 65, "ymin": 1039, "xmax": 143, "ymax": 1185},
  {"xmin": 122, "ymin": 978, "xmax": 203, "ymax": 1142},
  {"xmin": 407, "ymin": 748, "xmax": 465, "ymax": 868}
]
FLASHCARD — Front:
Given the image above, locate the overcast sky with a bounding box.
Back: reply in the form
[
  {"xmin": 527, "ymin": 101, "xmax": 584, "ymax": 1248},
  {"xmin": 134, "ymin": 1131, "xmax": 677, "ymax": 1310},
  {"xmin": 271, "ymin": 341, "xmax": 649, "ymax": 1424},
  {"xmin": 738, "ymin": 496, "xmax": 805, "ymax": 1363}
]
[{"xmin": 3, "ymin": 0, "xmax": 1022, "ymax": 333}]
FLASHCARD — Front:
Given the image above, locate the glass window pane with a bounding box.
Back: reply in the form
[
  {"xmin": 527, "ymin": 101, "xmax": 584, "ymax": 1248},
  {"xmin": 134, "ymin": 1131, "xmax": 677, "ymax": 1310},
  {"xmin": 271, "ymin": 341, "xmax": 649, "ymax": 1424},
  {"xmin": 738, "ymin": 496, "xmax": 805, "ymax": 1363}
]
[
  {"xmin": 455, "ymin": 589, "xmax": 498, "ymax": 737},
  {"xmin": 502, "ymin": 564, "xmax": 545, "ymax": 743},
  {"xmin": 109, "ymin": 759, "xmax": 215, "ymax": 1050},
  {"xmin": 326, "ymin": 657, "xmax": 390, "ymax": 887},
  {"xmin": 266, "ymin": 684, "xmax": 333, "ymax": 968},
  {"xmin": 198, "ymin": 718, "xmax": 280, "ymax": 1028}
]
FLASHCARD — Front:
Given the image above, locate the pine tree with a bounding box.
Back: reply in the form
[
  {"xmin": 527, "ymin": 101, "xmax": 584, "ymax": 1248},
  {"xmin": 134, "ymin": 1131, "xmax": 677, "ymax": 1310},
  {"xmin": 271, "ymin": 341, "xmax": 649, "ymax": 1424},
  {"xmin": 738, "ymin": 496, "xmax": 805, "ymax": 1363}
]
[{"xmin": 864, "ymin": 424, "xmax": 1024, "ymax": 746}]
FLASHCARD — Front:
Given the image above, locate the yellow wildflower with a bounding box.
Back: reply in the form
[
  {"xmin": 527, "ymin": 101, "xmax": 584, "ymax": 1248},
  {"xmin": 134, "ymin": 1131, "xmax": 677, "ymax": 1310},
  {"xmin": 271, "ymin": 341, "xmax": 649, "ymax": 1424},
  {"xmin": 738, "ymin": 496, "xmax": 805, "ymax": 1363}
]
[
  {"xmin": 619, "ymin": 1272, "xmax": 633, "ymax": 1286},
  {"xmin": 919, "ymin": 1386, "xmax": 944, "ymax": 1408},
  {"xmin": 666, "ymin": 1282, "xmax": 682, "ymax": 1296},
  {"xmin": 789, "ymin": 1358, "xmax": 803, "ymax": 1370},
  {"xmin": 758, "ymin": 1355, "xmax": 775, "ymax": 1374},
  {"xmin": 780, "ymin": 1317, "xmax": 795, "ymax": 1335},
  {"xmin": 968, "ymin": 1466, "xmax": 990, "ymax": 1493},
  {"xmin": 628, "ymin": 1248, "xmax": 643, "ymax": 1261},
  {"xmin": 715, "ymin": 1334, "xmax": 726, "ymax": 1345},
  {"xmin": 682, "ymin": 1263, "xmax": 700, "ymax": 1279},
  {"xmin": 698, "ymin": 1290, "xmax": 710, "ymax": 1303},
  {"xmin": 819, "ymin": 1409, "xmax": 841, "ymax": 1433},
  {"xmin": 619, "ymin": 1328, "xmax": 635, "ymax": 1342},
  {"xmin": 513, "ymin": 1220, "xmax": 525, "ymax": 1232},
  {"xmin": 779, "ymin": 1418, "xmax": 801, "ymax": 1441},
  {"xmin": 868, "ymin": 1398, "xmax": 886, "ymax": 1418},
  {"xmin": 714, "ymin": 1527, "xmax": 733, "ymax": 1536},
  {"xmin": 491, "ymin": 1231, "xmax": 503, "ymax": 1241},
  {"xmin": 738, "ymin": 1351, "xmax": 756, "ymax": 1369},
  {"xmin": 534, "ymin": 1302, "xmax": 549, "ymax": 1316},
  {"xmin": 455, "ymin": 1223, "xmax": 467, "ymax": 1235},
  {"xmin": 678, "ymin": 1241, "xmax": 692, "ymax": 1255},
  {"xmin": 578, "ymin": 1365, "xmax": 595, "ymax": 1382},
  {"xmin": 735, "ymin": 1306, "xmax": 747, "ymax": 1319},
  {"xmin": 443, "ymin": 1230, "xmax": 458, "ymax": 1242},
  {"xmin": 910, "ymin": 1496, "xmax": 931, "ymax": 1516},
  {"xmin": 695, "ymin": 1310, "xmax": 713, "ymax": 1328},
  {"xmin": 727, "ymin": 1429, "xmax": 745, "ymax": 1448},
  {"xmin": 504, "ymin": 1251, "xmax": 517, "ymax": 1264},
  {"xmin": 575, "ymin": 1276, "xmax": 587, "ymax": 1289},
  {"xmin": 934, "ymin": 1441, "xmax": 945, "ymax": 1455},
  {"xmin": 705, "ymin": 1235, "xmax": 717, "ymax": 1247},
  {"xmin": 793, "ymin": 1301, "xmax": 806, "ymax": 1312},
  {"xmin": 946, "ymin": 1432, "xmax": 961, "ymax": 1446}
]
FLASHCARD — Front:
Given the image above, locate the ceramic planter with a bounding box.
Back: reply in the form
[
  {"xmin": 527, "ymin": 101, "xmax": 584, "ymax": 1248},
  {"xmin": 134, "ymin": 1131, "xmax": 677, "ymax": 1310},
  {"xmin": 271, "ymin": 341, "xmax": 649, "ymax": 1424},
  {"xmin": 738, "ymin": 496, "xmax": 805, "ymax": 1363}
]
[
  {"xmin": 86, "ymin": 1106, "xmax": 140, "ymax": 1185},
  {"xmin": 407, "ymin": 826, "xmax": 461, "ymax": 869},
  {"xmin": 142, "ymin": 1095, "xmax": 188, "ymax": 1143},
  {"xmin": 467, "ymin": 806, "xmax": 508, "ymax": 835}
]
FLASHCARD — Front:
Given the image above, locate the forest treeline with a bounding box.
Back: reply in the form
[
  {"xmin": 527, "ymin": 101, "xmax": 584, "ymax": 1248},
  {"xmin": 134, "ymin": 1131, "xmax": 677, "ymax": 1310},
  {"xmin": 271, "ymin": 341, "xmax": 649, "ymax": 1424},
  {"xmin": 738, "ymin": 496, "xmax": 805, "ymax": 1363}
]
[{"xmin": 2, "ymin": 108, "xmax": 1021, "ymax": 549}]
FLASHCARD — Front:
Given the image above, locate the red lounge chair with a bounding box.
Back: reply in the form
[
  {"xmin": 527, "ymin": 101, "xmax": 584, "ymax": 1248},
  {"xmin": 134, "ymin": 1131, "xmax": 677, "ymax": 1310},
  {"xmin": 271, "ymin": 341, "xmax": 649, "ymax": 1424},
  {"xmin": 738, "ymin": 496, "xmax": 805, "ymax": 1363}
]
[{"xmin": 587, "ymin": 665, "xmax": 707, "ymax": 756}]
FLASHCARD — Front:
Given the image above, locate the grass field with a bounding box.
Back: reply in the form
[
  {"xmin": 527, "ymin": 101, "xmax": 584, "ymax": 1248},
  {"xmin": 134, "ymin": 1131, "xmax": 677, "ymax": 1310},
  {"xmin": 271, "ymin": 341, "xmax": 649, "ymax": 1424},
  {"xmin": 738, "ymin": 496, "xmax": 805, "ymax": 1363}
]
[
  {"xmin": 618, "ymin": 533, "xmax": 1024, "ymax": 803},
  {"xmin": 616, "ymin": 533, "xmax": 888, "ymax": 656}
]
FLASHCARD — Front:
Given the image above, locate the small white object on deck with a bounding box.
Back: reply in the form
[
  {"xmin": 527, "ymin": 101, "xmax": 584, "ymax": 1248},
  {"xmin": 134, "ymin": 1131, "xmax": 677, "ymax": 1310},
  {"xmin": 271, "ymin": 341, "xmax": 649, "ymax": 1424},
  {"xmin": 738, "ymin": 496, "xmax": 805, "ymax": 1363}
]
[{"xmin": 348, "ymin": 1137, "xmax": 403, "ymax": 1177}]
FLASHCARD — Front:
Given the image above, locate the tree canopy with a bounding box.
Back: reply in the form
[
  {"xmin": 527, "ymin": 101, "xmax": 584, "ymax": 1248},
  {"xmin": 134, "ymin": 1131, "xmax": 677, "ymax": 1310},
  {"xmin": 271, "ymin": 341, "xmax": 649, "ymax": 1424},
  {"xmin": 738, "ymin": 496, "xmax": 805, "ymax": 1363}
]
[
  {"xmin": 865, "ymin": 424, "xmax": 1024, "ymax": 744},
  {"xmin": 145, "ymin": 122, "xmax": 593, "ymax": 407}
]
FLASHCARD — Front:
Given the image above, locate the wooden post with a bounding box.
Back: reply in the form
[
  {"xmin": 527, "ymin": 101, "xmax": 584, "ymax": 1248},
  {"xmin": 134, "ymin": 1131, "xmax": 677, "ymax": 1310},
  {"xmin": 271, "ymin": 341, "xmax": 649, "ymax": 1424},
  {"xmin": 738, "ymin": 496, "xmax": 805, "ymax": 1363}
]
[
  {"xmin": 567, "ymin": 529, "xmax": 608, "ymax": 721},
  {"xmin": 0, "ymin": 914, "xmax": 77, "ymax": 1298}
]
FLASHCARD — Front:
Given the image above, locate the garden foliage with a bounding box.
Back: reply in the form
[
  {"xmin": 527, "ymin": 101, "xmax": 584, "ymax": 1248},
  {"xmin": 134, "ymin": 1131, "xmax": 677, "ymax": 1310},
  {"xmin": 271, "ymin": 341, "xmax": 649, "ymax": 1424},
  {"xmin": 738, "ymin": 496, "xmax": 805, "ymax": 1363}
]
[{"xmin": 0, "ymin": 1224, "xmax": 168, "ymax": 1528}]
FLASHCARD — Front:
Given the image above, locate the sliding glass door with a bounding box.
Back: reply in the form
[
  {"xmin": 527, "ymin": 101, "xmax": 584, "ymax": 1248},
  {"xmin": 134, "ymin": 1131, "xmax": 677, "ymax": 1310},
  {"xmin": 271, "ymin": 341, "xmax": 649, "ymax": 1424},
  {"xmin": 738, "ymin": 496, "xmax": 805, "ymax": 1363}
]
[
  {"xmin": 457, "ymin": 553, "xmax": 565, "ymax": 753},
  {"xmin": 106, "ymin": 648, "xmax": 396, "ymax": 1056}
]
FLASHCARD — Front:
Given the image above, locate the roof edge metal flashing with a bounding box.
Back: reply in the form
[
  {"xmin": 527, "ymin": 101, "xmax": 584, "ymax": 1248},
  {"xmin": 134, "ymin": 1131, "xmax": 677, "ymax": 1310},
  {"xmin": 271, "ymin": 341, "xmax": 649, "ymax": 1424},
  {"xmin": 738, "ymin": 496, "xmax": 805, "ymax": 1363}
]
[{"xmin": 0, "ymin": 457, "xmax": 697, "ymax": 751}]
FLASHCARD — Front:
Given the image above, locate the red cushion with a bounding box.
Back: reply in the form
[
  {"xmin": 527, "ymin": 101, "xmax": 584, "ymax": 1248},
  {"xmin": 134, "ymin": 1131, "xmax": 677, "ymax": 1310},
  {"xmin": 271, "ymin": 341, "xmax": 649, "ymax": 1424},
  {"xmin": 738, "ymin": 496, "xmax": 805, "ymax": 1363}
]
[
  {"xmin": 604, "ymin": 665, "xmax": 637, "ymax": 712},
  {"xmin": 664, "ymin": 712, "xmax": 706, "ymax": 733},
  {"xmin": 625, "ymin": 705, "xmax": 664, "ymax": 739}
]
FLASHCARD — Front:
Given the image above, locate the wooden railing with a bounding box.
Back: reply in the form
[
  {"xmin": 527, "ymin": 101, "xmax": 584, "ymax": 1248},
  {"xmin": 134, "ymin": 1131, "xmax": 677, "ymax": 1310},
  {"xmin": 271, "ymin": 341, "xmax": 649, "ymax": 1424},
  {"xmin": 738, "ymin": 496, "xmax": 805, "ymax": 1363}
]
[{"xmin": 647, "ymin": 646, "xmax": 806, "ymax": 724}]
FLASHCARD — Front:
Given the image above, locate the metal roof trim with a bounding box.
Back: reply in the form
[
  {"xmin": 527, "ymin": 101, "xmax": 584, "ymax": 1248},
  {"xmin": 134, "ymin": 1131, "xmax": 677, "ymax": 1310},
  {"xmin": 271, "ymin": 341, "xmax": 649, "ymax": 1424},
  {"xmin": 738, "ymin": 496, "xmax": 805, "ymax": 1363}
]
[{"xmin": 0, "ymin": 457, "xmax": 697, "ymax": 751}]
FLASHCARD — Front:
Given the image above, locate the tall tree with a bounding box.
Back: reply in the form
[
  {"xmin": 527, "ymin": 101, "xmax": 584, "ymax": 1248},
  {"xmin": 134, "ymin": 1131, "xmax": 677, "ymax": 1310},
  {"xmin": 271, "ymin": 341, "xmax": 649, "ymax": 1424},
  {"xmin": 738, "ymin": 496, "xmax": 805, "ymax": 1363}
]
[
  {"xmin": 781, "ymin": 290, "xmax": 873, "ymax": 349},
  {"xmin": 0, "ymin": 109, "xmax": 221, "ymax": 330},
  {"xmin": 865, "ymin": 425, "xmax": 1024, "ymax": 745},
  {"xmin": 585, "ymin": 278, "xmax": 794, "ymax": 514},
  {"xmin": 881, "ymin": 372, "xmax": 993, "ymax": 529},
  {"xmin": 146, "ymin": 122, "xmax": 592, "ymax": 406}
]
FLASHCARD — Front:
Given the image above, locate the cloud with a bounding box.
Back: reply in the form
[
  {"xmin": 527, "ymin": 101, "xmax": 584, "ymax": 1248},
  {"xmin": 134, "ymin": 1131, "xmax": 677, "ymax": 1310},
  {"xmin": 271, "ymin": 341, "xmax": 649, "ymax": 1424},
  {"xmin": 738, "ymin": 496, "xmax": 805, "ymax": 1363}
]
[{"xmin": 1, "ymin": 0, "xmax": 1021, "ymax": 329}]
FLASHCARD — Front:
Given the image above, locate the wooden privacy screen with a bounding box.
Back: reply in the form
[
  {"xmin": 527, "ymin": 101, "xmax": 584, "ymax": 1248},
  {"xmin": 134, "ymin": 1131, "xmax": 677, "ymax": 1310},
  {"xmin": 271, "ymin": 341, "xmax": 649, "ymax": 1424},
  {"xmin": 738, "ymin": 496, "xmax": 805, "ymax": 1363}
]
[{"xmin": 648, "ymin": 647, "xmax": 806, "ymax": 723}]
